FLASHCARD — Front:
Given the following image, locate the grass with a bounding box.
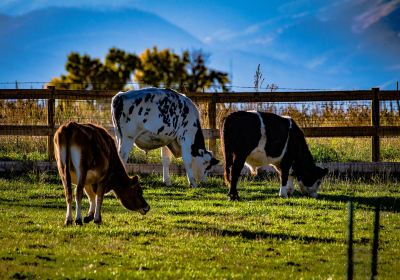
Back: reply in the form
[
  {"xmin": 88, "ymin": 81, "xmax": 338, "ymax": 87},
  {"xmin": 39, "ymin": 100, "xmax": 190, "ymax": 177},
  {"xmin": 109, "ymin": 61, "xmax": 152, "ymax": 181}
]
[{"xmin": 0, "ymin": 172, "xmax": 399, "ymax": 279}]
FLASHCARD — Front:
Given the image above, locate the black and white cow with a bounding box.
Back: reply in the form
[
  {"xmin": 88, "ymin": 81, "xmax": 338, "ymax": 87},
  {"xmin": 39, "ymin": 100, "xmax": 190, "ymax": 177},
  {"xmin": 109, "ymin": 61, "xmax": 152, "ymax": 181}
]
[
  {"xmin": 111, "ymin": 88, "xmax": 219, "ymax": 187},
  {"xmin": 221, "ymin": 111, "xmax": 328, "ymax": 200}
]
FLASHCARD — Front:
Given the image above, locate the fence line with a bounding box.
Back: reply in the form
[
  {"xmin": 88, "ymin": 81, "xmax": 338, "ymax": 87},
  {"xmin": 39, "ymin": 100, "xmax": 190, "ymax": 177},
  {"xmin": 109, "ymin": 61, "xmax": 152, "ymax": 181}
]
[{"xmin": 1, "ymin": 87, "xmax": 400, "ymax": 162}]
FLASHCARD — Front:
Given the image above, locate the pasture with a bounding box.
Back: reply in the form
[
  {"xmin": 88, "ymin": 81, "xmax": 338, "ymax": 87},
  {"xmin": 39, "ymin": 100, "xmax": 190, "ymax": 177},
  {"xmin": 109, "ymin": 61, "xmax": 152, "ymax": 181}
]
[{"xmin": 0, "ymin": 172, "xmax": 399, "ymax": 279}]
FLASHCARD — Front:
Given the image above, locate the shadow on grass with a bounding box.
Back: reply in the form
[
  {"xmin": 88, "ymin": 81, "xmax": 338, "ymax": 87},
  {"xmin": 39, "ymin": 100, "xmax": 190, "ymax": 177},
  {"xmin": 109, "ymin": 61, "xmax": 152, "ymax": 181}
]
[
  {"xmin": 318, "ymin": 193, "xmax": 400, "ymax": 213},
  {"xmin": 178, "ymin": 225, "xmax": 343, "ymax": 244}
]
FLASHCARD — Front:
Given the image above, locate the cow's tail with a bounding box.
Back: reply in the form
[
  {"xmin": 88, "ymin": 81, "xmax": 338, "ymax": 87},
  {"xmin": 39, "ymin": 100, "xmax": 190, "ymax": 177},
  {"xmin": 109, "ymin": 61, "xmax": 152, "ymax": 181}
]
[
  {"xmin": 111, "ymin": 94, "xmax": 124, "ymax": 149},
  {"xmin": 55, "ymin": 124, "xmax": 72, "ymax": 201},
  {"xmin": 220, "ymin": 117, "xmax": 233, "ymax": 186}
]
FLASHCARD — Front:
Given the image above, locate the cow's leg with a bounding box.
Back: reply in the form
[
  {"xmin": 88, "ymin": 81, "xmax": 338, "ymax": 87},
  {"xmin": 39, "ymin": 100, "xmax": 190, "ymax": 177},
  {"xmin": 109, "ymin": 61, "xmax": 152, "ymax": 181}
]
[
  {"xmin": 287, "ymin": 174, "xmax": 295, "ymax": 197},
  {"xmin": 70, "ymin": 146, "xmax": 85, "ymax": 225},
  {"xmin": 94, "ymin": 186, "xmax": 106, "ymax": 225},
  {"xmin": 56, "ymin": 146, "xmax": 73, "ymax": 225},
  {"xmin": 229, "ymin": 155, "xmax": 246, "ymax": 201},
  {"xmin": 83, "ymin": 184, "xmax": 96, "ymax": 223},
  {"xmin": 223, "ymin": 149, "xmax": 233, "ymax": 186},
  {"xmin": 119, "ymin": 136, "xmax": 135, "ymax": 164},
  {"xmin": 161, "ymin": 146, "xmax": 172, "ymax": 186},
  {"xmin": 278, "ymin": 167, "xmax": 291, "ymax": 198},
  {"xmin": 181, "ymin": 144, "xmax": 197, "ymax": 188},
  {"xmin": 75, "ymin": 184, "xmax": 84, "ymax": 225},
  {"xmin": 63, "ymin": 176, "xmax": 73, "ymax": 226}
]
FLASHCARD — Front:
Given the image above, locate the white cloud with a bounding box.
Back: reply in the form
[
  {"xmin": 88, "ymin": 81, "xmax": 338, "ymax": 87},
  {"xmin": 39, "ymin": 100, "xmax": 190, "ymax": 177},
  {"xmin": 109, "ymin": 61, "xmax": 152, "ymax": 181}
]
[
  {"xmin": 306, "ymin": 56, "xmax": 327, "ymax": 70},
  {"xmin": 352, "ymin": 0, "xmax": 400, "ymax": 33}
]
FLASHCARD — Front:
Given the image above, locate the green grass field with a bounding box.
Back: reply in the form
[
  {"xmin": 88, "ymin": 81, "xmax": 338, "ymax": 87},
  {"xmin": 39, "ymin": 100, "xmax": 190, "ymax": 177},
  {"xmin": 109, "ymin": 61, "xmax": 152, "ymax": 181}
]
[{"xmin": 0, "ymin": 172, "xmax": 399, "ymax": 279}]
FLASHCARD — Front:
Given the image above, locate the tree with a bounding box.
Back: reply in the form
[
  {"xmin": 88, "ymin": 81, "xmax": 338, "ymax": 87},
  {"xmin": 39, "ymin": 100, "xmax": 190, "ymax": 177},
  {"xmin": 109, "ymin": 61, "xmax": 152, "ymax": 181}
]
[
  {"xmin": 49, "ymin": 47, "xmax": 230, "ymax": 92},
  {"xmin": 49, "ymin": 48, "xmax": 139, "ymax": 90},
  {"xmin": 185, "ymin": 50, "xmax": 229, "ymax": 92},
  {"xmin": 134, "ymin": 47, "xmax": 189, "ymax": 89}
]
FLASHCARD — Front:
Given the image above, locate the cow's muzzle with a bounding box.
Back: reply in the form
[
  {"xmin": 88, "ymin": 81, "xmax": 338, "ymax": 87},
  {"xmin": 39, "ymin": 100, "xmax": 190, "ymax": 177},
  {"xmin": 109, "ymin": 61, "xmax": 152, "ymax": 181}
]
[{"xmin": 139, "ymin": 205, "xmax": 150, "ymax": 215}]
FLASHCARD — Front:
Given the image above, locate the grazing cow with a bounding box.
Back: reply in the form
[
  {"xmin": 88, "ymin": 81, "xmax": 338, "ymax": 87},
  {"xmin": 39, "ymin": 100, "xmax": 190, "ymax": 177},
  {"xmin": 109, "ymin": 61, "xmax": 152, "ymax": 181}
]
[
  {"xmin": 54, "ymin": 122, "xmax": 150, "ymax": 225},
  {"xmin": 221, "ymin": 111, "xmax": 328, "ymax": 200},
  {"xmin": 111, "ymin": 88, "xmax": 219, "ymax": 187}
]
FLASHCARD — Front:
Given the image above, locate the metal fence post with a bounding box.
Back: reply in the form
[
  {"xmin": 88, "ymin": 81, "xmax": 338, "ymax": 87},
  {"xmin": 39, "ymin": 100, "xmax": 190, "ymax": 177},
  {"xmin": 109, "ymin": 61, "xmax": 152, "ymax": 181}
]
[
  {"xmin": 371, "ymin": 87, "xmax": 380, "ymax": 162},
  {"xmin": 47, "ymin": 86, "xmax": 55, "ymax": 161}
]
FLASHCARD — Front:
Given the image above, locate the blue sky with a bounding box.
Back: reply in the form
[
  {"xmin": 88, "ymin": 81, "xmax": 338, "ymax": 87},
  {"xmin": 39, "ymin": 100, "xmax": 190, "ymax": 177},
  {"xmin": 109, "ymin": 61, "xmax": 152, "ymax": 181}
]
[{"xmin": 1, "ymin": 0, "xmax": 400, "ymax": 90}]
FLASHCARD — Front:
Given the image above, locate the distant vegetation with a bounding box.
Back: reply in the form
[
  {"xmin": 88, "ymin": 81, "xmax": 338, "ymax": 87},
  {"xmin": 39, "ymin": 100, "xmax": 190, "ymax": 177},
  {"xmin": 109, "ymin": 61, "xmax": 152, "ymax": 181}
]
[{"xmin": 48, "ymin": 47, "xmax": 230, "ymax": 92}]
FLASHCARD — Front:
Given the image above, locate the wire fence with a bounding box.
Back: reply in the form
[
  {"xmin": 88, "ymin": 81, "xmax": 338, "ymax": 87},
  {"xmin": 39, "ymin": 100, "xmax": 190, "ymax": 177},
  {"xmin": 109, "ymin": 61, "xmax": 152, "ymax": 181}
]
[{"xmin": 1, "ymin": 87, "xmax": 400, "ymax": 164}]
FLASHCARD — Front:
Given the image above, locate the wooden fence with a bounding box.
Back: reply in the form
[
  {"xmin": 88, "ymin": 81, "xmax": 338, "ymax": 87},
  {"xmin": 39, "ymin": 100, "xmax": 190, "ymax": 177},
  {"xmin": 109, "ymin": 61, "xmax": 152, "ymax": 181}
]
[{"xmin": 1, "ymin": 87, "xmax": 400, "ymax": 164}]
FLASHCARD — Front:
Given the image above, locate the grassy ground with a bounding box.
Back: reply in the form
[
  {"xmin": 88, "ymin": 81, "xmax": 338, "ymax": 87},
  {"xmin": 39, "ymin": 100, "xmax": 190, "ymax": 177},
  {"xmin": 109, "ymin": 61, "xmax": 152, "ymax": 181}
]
[{"xmin": 0, "ymin": 172, "xmax": 399, "ymax": 279}]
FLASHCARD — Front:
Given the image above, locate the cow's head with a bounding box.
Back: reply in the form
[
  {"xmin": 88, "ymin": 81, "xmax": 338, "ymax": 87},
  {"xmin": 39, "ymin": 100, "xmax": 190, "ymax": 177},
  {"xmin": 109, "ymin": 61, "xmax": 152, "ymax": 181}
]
[
  {"xmin": 192, "ymin": 149, "xmax": 219, "ymax": 183},
  {"xmin": 298, "ymin": 166, "xmax": 328, "ymax": 198},
  {"xmin": 117, "ymin": 175, "xmax": 150, "ymax": 215}
]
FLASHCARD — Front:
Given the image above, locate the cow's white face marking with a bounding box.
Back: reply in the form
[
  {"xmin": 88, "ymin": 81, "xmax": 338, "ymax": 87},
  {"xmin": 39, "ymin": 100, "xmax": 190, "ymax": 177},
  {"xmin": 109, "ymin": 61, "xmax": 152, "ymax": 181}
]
[{"xmin": 192, "ymin": 150, "xmax": 212, "ymax": 182}]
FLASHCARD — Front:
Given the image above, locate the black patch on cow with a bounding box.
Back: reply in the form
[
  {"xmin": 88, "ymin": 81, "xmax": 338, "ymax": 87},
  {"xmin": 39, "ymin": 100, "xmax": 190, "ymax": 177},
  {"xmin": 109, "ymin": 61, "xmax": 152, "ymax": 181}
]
[
  {"xmin": 144, "ymin": 108, "xmax": 151, "ymax": 116},
  {"xmin": 193, "ymin": 121, "xmax": 198, "ymax": 127},
  {"xmin": 135, "ymin": 98, "xmax": 142, "ymax": 107},
  {"xmin": 129, "ymin": 104, "xmax": 135, "ymax": 115},
  {"xmin": 143, "ymin": 119, "xmax": 147, "ymax": 123},
  {"xmin": 111, "ymin": 95, "xmax": 124, "ymax": 137},
  {"xmin": 122, "ymin": 112, "xmax": 126, "ymax": 117},
  {"xmin": 145, "ymin": 93, "xmax": 152, "ymax": 102},
  {"xmin": 126, "ymin": 117, "xmax": 131, "ymax": 122},
  {"xmin": 181, "ymin": 105, "xmax": 189, "ymax": 120},
  {"xmin": 157, "ymin": 96, "xmax": 173, "ymax": 126},
  {"xmin": 157, "ymin": 126, "xmax": 165, "ymax": 134},
  {"xmin": 138, "ymin": 107, "xmax": 143, "ymax": 116},
  {"xmin": 191, "ymin": 120, "xmax": 207, "ymax": 157}
]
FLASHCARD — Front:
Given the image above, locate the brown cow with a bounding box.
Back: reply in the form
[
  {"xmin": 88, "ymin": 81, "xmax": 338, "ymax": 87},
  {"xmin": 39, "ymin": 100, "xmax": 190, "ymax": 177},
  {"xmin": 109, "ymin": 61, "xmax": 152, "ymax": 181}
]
[{"xmin": 54, "ymin": 122, "xmax": 150, "ymax": 225}]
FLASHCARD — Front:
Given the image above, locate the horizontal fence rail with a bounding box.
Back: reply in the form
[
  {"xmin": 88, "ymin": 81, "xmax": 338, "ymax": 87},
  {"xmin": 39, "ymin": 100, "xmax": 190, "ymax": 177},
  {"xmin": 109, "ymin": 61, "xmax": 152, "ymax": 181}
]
[{"xmin": 1, "ymin": 87, "xmax": 400, "ymax": 167}]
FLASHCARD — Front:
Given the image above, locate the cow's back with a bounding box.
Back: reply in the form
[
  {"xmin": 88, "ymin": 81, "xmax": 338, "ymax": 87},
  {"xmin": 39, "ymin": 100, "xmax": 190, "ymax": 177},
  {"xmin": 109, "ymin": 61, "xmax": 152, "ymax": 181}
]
[
  {"xmin": 112, "ymin": 88, "xmax": 201, "ymax": 150},
  {"xmin": 54, "ymin": 122, "xmax": 121, "ymax": 181}
]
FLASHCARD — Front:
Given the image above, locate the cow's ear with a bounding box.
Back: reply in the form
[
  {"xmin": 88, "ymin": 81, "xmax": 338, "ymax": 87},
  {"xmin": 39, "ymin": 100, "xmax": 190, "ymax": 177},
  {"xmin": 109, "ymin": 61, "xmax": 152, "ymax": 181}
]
[{"xmin": 210, "ymin": 157, "xmax": 219, "ymax": 166}]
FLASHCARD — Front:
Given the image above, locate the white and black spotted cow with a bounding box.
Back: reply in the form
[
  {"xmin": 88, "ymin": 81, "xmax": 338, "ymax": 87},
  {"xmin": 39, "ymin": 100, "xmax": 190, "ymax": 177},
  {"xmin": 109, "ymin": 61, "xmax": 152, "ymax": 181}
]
[
  {"xmin": 111, "ymin": 88, "xmax": 219, "ymax": 187},
  {"xmin": 221, "ymin": 111, "xmax": 328, "ymax": 200}
]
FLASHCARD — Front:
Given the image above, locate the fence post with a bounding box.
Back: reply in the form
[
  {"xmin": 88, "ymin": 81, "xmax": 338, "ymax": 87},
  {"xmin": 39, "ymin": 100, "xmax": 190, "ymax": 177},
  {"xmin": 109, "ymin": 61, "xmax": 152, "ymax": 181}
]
[
  {"xmin": 47, "ymin": 86, "xmax": 55, "ymax": 161},
  {"xmin": 371, "ymin": 88, "xmax": 380, "ymax": 162},
  {"xmin": 208, "ymin": 93, "xmax": 217, "ymax": 155},
  {"xmin": 347, "ymin": 200, "xmax": 354, "ymax": 280}
]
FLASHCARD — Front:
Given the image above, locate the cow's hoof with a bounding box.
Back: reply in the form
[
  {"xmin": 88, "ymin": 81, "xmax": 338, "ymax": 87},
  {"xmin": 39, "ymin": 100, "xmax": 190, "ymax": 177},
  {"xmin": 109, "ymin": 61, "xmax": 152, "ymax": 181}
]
[
  {"xmin": 94, "ymin": 219, "xmax": 102, "ymax": 225},
  {"xmin": 228, "ymin": 194, "xmax": 239, "ymax": 201},
  {"xmin": 65, "ymin": 219, "xmax": 73, "ymax": 226},
  {"xmin": 84, "ymin": 214, "xmax": 94, "ymax": 223},
  {"xmin": 75, "ymin": 219, "xmax": 83, "ymax": 226}
]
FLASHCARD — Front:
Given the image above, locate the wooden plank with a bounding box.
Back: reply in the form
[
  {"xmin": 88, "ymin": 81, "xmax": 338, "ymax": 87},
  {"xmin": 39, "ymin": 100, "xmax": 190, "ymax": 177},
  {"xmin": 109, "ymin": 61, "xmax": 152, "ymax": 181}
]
[
  {"xmin": 0, "ymin": 125, "xmax": 54, "ymax": 136},
  {"xmin": 1, "ymin": 89, "xmax": 400, "ymax": 102}
]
